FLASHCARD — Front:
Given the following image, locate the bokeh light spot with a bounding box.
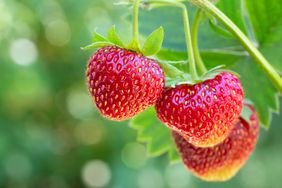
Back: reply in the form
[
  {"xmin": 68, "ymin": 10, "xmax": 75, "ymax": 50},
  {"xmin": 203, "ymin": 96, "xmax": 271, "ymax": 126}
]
[
  {"xmin": 67, "ymin": 90, "xmax": 94, "ymax": 119},
  {"xmin": 45, "ymin": 19, "xmax": 71, "ymax": 46},
  {"xmin": 0, "ymin": 1, "xmax": 12, "ymax": 40},
  {"xmin": 85, "ymin": 7, "xmax": 112, "ymax": 34},
  {"xmin": 165, "ymin": 163, "xmax": 192, "ymax": 188},
  {"xmin": 74, "ymin": 121, "xmax": 104, "ymax": 145},
  {"xmin": 4, "ymin": 153, "xmax": 32, "ymax": 181},
  {"xmin": 137, "ymin": 167, "xmax": 164, "ymax": 188},
  {"xmin": 121, "ymin": 142, "xmax": 147, "ymax": 169},
  {"xmin": 9, "ymin": 38, "xmax": 38, "ymax": 66},
  {"xmin": 81, "ymin": 160, "xmax": 111, "ymax": 187}
]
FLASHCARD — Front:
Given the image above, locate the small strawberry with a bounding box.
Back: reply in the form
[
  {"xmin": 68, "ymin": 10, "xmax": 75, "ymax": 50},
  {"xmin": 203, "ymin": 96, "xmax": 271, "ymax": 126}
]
[
  {"xmin": 156, "ymin": 72, "xmax": 244, "ymax": 147},
  {"xmin": 87, "ymin": 46, "xmax": 165, "ymax": 121},
  {"xmin": 173, "ymin": 104, "xmax": 259, "ymax": 181}
]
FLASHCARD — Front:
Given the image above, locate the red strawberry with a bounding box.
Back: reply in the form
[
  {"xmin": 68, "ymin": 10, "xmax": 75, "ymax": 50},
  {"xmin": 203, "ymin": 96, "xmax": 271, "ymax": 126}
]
[
  {"xmin": 87, "ymin": 46, "xmax": 165, "ymax": 121},
  {"xmin": 173, "ymin": 104, "xmax": 259, "ymax": 181},
  {"xmin": 156, "ymin": 72, "xmax": 244, "ymax": 147}
]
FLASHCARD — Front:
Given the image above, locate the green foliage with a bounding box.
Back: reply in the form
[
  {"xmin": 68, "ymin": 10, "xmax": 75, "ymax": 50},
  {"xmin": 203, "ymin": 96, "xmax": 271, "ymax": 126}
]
[
  {"xmin": 130, "ymin": 107, "xmax": 180, "ymax": 162},
  {"xmin": 157, "ymin": 60, "xmax": 185, "ymax": 78},
  {"xmin": 219, "ymin": 0, "xmax": 281, "ymax": 128},
  {"xmin": 108, "ymin": 26, "xmax": 125, "ymax": 47},
  {"xmin": 241, "ymin": 104, "xmax": 254, "ymax": 125},
  {"xmin": 141, "ymin": 26, "xmax": 164, "ymax": 56},
  {"xmin": 208, "ymin": 19, "xmax": 233, "ymax": 38},
  {"xmin": 82, "ymin": 26, "xmax": 125, "ymax": 50},
  {"xmin": 92, "ymin": 31, "xmax": 108, "ymax": 42},
  {"xmin": 81, "ymin": 41, "xmax": 115, "ymax": 50}
]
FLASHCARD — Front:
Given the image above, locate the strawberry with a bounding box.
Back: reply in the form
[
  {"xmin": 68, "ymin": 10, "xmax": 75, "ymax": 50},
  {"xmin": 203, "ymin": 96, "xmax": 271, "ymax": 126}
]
[
  {"xmin": 87, "ymin": 46, "xmax": 165, "ymax": 121},
  {"xmin": 155, "ymin": 72, "xmax": 244, "ymax": 147},
  {"xmin": 173, "ymin": 104, "xmax": 259, "ymax": 181}
]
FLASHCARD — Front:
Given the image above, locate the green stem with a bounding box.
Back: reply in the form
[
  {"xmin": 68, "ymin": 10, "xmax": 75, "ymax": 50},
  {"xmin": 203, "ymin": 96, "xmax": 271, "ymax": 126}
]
[
  {"xmin": 133, "ymin": 0, "xmax": 141, "ymax": 43},
  {"xmin": 189, "ymin": 0, "xmax": 282, "ymax": 93},
  {"xmin": 182, "ymin": 5, "xmax": 198, "ymax": 80},
  {"xmin": 191, "ymin": 9, "xmax": 207, "ymax": 75},
  {"xmin": 129, "ymin": 0, "xmax": 141, "ymax": 51},
  {"xmin": 142, "ymin": 1, "xmax": 198, "ymax": 80}
]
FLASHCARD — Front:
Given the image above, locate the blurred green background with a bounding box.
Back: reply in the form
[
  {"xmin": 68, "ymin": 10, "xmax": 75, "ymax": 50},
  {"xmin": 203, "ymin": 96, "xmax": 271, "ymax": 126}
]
[{"xmin": 0, "ymin": 0, "xmax": 282, "ymax": 187}]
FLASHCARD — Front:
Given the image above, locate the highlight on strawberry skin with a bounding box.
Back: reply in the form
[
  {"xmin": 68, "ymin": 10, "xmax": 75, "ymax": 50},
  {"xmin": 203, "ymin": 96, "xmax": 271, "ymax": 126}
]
[{"xmin": 173, "ymin": 104, "xmax": 259, "ymax": 182}]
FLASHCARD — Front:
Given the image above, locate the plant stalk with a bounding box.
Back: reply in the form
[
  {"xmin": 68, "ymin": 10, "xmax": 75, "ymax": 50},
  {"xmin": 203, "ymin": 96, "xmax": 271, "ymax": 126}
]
[
  {"xmin": 130, "ymin": 0, "xmax": 141, "ymax": 51},
  {"xmin": 182, "ymin": 5, "xmax": 198, "ymax": 80},
  {"xmin": 191, "ymin": 9, "xmax": 207, "ymax": 75},
  {"xmin": 189, "ymin": 0, "xmax": 282, "ymax": 93},
  {"xmin": 142, "ymin": 0, "xmax": 198, "ymax": 80}
]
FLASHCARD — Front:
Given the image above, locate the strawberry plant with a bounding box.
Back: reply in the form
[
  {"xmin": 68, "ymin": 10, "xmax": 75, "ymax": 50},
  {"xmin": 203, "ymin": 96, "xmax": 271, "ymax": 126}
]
[{"xmin": 82, "ymin": 0, "xmax": 282, "ymax": 182}]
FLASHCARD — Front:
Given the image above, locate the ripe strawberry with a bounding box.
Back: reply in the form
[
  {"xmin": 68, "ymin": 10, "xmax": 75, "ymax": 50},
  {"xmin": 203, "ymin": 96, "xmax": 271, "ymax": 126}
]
[
  {"xmin": 173, "ymin": 104, "xmax": 259, "ymax": 181},
  {"xmin": 87, "ymin": 46, "xmax": 165, "ymax": 121},
  {"xmin": 156, "ymin": 72, "xmax": 244, "ymax": 147}
]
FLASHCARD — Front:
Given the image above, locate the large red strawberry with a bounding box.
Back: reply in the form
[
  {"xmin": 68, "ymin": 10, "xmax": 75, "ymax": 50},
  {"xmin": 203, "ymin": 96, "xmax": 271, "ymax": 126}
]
[
  {"xmin": 156, "ymin": 72, "xmax": 244, "ymax": 147},
  {"xmin": 87, "ymin": 46, "xmax": 165, "ymax": 121},
  {"xmin": 173, "ymin": 104, "xmax": 259, "ymax": 181}
]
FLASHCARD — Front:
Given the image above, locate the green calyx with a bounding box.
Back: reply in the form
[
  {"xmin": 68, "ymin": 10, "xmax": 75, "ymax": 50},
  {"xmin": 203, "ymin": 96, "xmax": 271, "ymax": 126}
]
[
  {"xmin": 81, "ymin": 25, "xmax": 164, "ymax": 57},
  {"xmin": 82, "ymin": 0, "xmax": 165, "ymax": 57},
  {"xmin": 159, "ymin": 59, "xmax": 237, "ymax": 87},
  {"xmin": 81, "ymin": 26, "xmax": 125, "ymax": 50}
]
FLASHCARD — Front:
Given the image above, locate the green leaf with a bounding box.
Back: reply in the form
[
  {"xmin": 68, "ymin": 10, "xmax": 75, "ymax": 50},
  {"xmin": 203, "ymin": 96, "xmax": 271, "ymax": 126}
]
[
  {"xmin": 200, "ymin": 65, "xmax": 240, "ymax": 81},
  {"xmin": 81, "ymin": 41, "xmax": 115, "ymax": 50},
  {"xmin": 141, "ymin": 26, "xmax": 164, "ymax": 56},
  {"xmin": 208, "ymin": 18, "xmax": 234, "ymax": 38},
  {"xmin": 201, "ymin": 49, "xmax": 247, "ymax": 69},
  {"xmin": 241, "ymin": 104, "xmax": 253, "ymax": 125},
  {"xmin": 234, "ymin": 58, "xmax": 279, "ymax": 128},
  {"xmin": 245, "ymin": 0, "xmax": 282, "ymax": 74},
  {"xmin": 157, "ymin": 59, "xmax": 185, "ymax": 78},
  {"xmin": 216, "ymin": 0, "xmax": 247, "ymax": 33},
  {"xmin": 129, "ymin": 107, "xmax": 180, "ymax": 162},
  {"xmin": 237, "ymin": 0, "xmax": 282, "ymax": 127},
  {"xmin": 92, "ymin": 31, "xmax": 108, "ymax": 42},
  {"xmin": 137, "ymin": 0, "xmax": 281, "ymax": 129},
  {"xmin": 157, "ymin": 48, "xmax": 246, "ymax": 73},
  {"xmin": 107, "ymin": 25, "xmax": 125, "ymax": 47},
  {"xmin": 157, "ymin": 49, "xmax": 187, "ymax": 61},
  {"xmin": 199, "ymin": 65, "xmax": 225, "ymax": 80},
  {"xmin": 165, "ymin": 74, "xmax": 194, "ymax": 87}
]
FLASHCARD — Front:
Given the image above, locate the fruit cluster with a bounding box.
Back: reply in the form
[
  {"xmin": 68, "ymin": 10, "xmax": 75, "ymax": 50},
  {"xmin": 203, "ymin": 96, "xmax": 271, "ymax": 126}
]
[{"xmin": 86, "ymin": 45, "xmax": 259, "ymax": 181}]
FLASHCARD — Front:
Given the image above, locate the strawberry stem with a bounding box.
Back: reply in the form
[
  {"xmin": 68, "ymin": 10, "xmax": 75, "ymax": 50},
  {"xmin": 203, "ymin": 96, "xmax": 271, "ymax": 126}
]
[
  {"xmin": 129, "ymin": 0, "xmax": 141, "ymax": 52},
  {"xmin": 141, "ymin": 0, "xmax": 198, "ymax": 81},
  {"xmin": 191, "ymin": 9, "xmax": 207, "ymax": 75},
  {"xmin": 182, "ymin": 4, "xmax": 198, "ymax": 80},
  {"xmin": 189, "ymin": 0, "xmax": 282, "ymax": 93}
]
